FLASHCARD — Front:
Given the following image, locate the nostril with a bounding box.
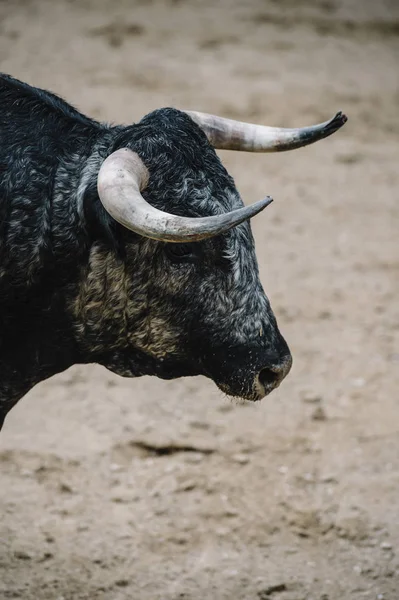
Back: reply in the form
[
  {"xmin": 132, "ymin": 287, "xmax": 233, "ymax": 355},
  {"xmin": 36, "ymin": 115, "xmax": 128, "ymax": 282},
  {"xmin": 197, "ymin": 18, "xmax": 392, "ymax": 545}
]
[
  {"xmin": 258, "ymin": 366, "xmax": 282, "ymax": 389},
  {"xmin": 255, "ymin": 354, "xmax": 292, "ymax": 396}
]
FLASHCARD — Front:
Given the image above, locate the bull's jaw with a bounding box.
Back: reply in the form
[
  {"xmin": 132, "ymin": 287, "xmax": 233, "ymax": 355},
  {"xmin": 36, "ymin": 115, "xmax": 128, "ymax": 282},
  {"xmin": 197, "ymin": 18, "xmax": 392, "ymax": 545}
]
[{"xmin": 96, "ymin": 345, "xmax": 202, "ymax": 381}]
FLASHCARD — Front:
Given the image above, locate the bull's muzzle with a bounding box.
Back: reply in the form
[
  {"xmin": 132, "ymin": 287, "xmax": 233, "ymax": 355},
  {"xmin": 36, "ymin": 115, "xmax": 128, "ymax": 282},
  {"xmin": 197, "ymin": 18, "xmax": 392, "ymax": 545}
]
[{"xmin": 202, "ymin": 334, "xmax": 292, "ymax": 401}]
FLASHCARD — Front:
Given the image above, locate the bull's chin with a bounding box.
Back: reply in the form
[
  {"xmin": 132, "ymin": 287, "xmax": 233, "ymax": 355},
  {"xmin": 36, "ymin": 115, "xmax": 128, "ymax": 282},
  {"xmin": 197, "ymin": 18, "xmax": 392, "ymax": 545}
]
[
  {"xmin": 215, "ymin": 381, "xmax": 270, "ymax": 402},
  {"xmin": 97, "ymin": 347, "xmax": 202, "ymax": 381}
]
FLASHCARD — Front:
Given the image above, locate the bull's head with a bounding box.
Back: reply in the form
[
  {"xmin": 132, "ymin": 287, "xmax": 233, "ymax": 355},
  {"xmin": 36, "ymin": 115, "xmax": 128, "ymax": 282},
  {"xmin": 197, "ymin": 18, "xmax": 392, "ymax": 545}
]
[{"xmin": 78, "ymin": 108, "xmax": 346, "ymax": 401}]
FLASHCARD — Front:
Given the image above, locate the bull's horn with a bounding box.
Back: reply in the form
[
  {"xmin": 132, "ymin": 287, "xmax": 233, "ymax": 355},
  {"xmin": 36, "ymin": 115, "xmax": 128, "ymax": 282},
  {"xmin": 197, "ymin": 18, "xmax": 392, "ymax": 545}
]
[
  {"xmin": 185, "ymin": 110, "xmax": 348, "ymax": 152},
  {"xmin": 97, "ymin": 148, "xmax": 273, "ymax": 242}
]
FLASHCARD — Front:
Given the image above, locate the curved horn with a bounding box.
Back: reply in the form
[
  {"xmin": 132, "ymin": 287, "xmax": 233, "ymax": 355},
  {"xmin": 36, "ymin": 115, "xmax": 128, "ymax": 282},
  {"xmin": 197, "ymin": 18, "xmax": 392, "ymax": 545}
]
[
  {"xmin": 185, "ymin": 110, "xmax": 348, "ymax": 152},
  {"xmin": 97, "ymin": 148, "xmax": 273, "ymax": 243}
]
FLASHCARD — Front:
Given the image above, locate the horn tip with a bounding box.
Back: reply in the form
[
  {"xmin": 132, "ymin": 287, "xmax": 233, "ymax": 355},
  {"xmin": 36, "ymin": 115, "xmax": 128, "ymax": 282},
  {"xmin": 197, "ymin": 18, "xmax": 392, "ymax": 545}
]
[
  {"xmin": 331, "ymin": 111, "xmax": 348, "ymax": 129},
  {"xmin": 263, "ymin": 195, "xmax": 274, "ymax": 207}
]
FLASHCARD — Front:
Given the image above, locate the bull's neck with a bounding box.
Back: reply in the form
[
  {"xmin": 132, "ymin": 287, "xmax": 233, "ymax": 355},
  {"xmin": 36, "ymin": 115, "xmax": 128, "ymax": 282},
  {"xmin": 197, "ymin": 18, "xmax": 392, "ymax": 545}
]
[{"xmin": 0, "ymin": 144, "xmax": 111, "ymax": 424}]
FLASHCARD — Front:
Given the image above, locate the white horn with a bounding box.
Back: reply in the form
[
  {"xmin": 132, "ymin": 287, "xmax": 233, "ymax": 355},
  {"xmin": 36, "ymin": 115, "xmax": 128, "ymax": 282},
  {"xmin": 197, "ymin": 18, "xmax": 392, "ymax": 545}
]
[
  {"xmin": 185, "ymin": 110, "xmax": 348, "ymax": 152},
  {"xmin": 97, "ymin": 148, "xmax": 273, "ymax": 243}
]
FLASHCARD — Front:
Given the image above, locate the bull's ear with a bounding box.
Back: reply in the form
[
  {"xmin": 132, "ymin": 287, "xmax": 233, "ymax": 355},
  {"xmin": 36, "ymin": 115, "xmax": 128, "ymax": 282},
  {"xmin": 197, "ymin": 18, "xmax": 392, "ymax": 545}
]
[
  {"xmin": 185, "ymin": 110, "xmax": 347, "ymax": 152},
  {"xmin": 97, "ymin": 148, "xmax": 273, "ymax": 243}
]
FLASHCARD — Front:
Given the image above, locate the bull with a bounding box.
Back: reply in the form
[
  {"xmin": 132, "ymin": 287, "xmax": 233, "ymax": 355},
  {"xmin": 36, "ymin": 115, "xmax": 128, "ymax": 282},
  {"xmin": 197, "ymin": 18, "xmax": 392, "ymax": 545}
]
[{"xmin": 0, "ymin": 73, "xmax": 347, "ymax": 430}]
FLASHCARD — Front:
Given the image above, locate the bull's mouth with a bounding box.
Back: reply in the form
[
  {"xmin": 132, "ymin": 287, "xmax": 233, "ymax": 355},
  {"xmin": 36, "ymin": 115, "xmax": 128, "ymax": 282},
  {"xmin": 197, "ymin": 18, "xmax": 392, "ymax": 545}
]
[
  {"xmin": 213, "ymin": 354, "xmax": 293, "ymax": 402},
  {"xmin": 216, "ymin": 379, "xmax": 279, "ymax": 402},
  {"xmin": 216, "ymin": 383, "xmax": 264, "ymax": 402}
]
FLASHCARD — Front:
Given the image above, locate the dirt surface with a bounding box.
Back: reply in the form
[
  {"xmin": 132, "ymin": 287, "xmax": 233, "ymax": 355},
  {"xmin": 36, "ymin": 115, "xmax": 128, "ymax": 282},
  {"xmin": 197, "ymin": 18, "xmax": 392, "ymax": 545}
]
[{"xmin": 0, "ymin": 0, "xmax": 398, "ymax": 598}]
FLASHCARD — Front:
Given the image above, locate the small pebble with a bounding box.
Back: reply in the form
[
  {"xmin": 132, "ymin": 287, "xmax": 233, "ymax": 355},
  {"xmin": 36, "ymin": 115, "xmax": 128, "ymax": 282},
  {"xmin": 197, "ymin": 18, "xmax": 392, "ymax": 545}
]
[
  {"xmin": 184, "ymin": 452, "xmax": 204, "ymax": 463},
  {"xmin": 109, "ymin": 463, "xmax": 123, "ymax": 472},
  {"xmin": 20, "ymin": 469, "xmax": 33, "ymax": 477},
  {"xmin": 115, "ymin": 579, "xmax": 130, "ymax": 587},
  {"xmin": 312, "ymin": 406, "xmax": 327, "ymax": 421},
  {"xmin": 380, "ymin": 541, "xmax": 392, "ymax": 550},
  {"xmin": 45, "ymin": 535, "xmax": 55, "ymax": 544},
  {"xmin": 40, "ymin": 552, "xmax": 53, "ymax": 562},
  {"xmin": 224, "ymin": 508, "xmax": 239, "ymax": 517},
  {"xmin": 351, "ymin": 377, "xmax": 365, "ymax": 388},
  {"xmin": 218, "ymin": 403, "xmax": 234, "ymax": 413},
  {"xmin": 301, "ymin": 391, "xmax": 322, "ymax": 404},
  {"xmin": 189, "ymin": 420, "xmax": 210, "ymax": 430},
  {"xmin": 177, "ymin": 480, "xmax": 197, "ymax": 492},
  {"xmin": 14, "ymin": 550, "xmax": 31, "ymax": 560},
  {"xmin": 232, "ymin": 453, "xmax": 249, "ymax": 465},
  {"xmin": 163, "ymin": 463, "xmax": 177, "ymax": 474},
  {"xmin": 215, "ymin": 526, "xmax": 230, "ymax": 536},
  {"xmin": 353, "ymin": 565, "xmax": 362, "ymax": 574},
  {"xmin": 59, "ymin": 482, "xmax": 74, "ymax": 494},
  {"xmin": 320, "ymin": 474, "xmax": 338, "ymax": 483}
]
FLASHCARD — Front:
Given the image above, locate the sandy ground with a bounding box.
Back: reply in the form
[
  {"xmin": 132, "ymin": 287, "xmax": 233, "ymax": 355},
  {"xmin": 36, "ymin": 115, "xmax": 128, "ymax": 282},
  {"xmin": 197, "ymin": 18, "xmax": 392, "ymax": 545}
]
[{"xmin": 0, "ymin": 0, "xmax": 398, "ymax": 598}]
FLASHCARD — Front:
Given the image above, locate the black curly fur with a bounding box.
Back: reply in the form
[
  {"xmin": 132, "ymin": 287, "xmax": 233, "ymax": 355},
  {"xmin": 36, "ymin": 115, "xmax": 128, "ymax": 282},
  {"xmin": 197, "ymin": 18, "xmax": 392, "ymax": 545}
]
[{"xmin": 0, "ymin": 74, "xmax": 291, "ymax": 429}]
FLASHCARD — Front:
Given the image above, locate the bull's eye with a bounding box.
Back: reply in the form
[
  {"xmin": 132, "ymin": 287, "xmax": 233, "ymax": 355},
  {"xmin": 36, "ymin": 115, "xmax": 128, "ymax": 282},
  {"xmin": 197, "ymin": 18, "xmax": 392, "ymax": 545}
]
[{"xmin": 165, "ymin": 243, "xmax": 197, "ymax": 262}]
